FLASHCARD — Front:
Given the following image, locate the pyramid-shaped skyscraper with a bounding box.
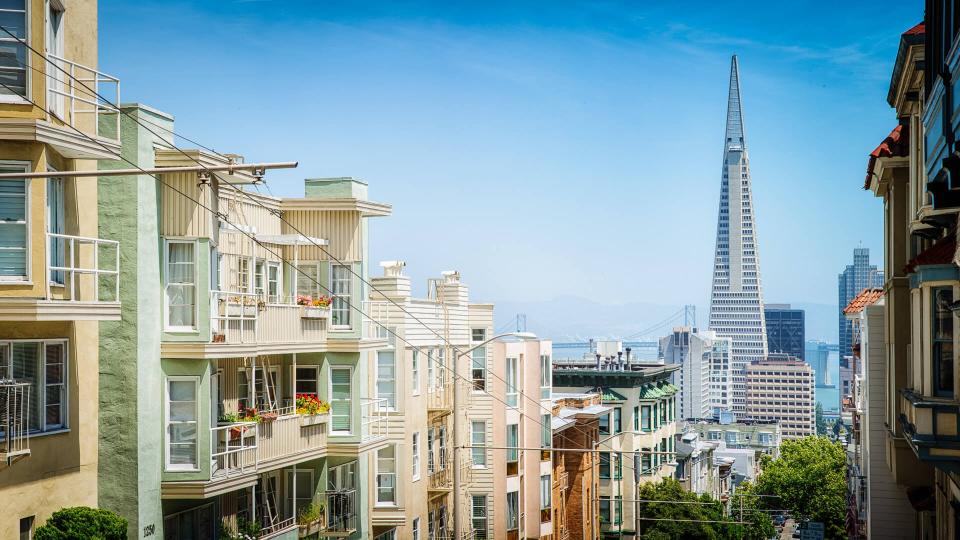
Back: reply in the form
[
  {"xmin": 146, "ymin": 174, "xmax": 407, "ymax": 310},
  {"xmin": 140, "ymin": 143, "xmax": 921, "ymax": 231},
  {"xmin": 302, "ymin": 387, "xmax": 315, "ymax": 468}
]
[{"xmin": 708, "ymin": 55, "xmax": 768, "ymax": 416}]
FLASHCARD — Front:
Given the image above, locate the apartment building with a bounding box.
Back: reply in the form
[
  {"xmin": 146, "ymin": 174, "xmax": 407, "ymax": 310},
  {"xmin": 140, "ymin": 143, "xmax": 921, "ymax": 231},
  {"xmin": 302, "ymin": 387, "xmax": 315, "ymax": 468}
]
[
  {"xmin": 552, "ymin": 356, "xmax": 679, "ymax": 540},
  {"xmin": 551, "ymin": 393, "xmax": 605, "ymax": 540},
  {"xmin": 687, "ymin": 419, "xmax": 779, "ymax": 488},
  {"xmin": 365, "ymin": 262, "xmax": 497, "ymax": 540},
  {"xmin": 659, "ymin": 327, "xmax": 729, "ymax": 420},
  {"xmin": 674, "ymin": 431, "xmax": 720, "ymax": 500},
  {"xmin": 745, "ymin": 355, "xmax": 814, "ymax": 439},
  {"xmin": 0, "ymin": 0, "xmax": 123, "ymax": 537}
]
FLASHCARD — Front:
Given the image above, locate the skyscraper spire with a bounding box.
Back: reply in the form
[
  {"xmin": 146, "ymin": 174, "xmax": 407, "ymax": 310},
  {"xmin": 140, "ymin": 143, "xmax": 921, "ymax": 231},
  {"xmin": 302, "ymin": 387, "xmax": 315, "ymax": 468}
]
[{"xmin": 709, "ymin": 55, "xmax": 768, "ymax": 416}]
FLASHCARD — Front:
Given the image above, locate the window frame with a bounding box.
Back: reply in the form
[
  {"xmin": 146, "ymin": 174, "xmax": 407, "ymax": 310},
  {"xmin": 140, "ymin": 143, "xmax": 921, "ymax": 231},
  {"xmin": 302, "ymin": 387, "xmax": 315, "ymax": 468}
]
[
  {"xmin": 330, "ymin": 263, "xmax": 353, "ymax": 330},
  {"xmin": 0, "ymin": 161, "xmax": 30, "ymax": 282},
  {"xmin": 412, "ymin": 431, "xmax": 421, "ymax": 481},
  {"xmin": 411, "ymin": 349, "xmax": 420, "ymax": 396},
  {"xmin": 376, "ymin": 349, "xmax": 397, "ymax": 411},
  {"xmin": 505, "ymin": 356, "xmax": 519, "ymax": 408},
  {"xmin": 285, "ymin": 468, "xmax": 315, "ymax": 519},
  {"xmin": 506, "ymin": 491, "xmax": 519, "ymax": 531},
  {"xmin": 164, "ymin": 375, "xmax": 200, "ymax": 472},
  {"xmin": 471, "ymin": 345, "xmax": 486, "ymax": 392},
  {"xmin": 375, "ymin": 444, "xmax": 398, "ymax": 506},
  {"xmin": 0, "ymin": 0, "xmax": 29, "ymax": 103},
  {"xmin": 539, "ymin": 354, "xmax": 551, "ymax": 399},
  {"xmin": 294, "ymin": 365, "xmax": 320, "ymax": 397},
  {"xmin": 266, "ymin": 261, "xmax": 281, "ymax": 303},
  {"xmin": 0, "ymin": 339, "xmax": 69, "ymax": 434},
  {"xmin": 506, "ymin": 423, "xmax": 519, "ymax": 463},
  {"xmin": 163, "ymin": 239, "xmax": 199, "ymax": 332},
  {"xmin": 471, "ymin": 494, "xmax": 488, "ymax": 538},
  {"xmin": 932, "ymin": 286, "xmax": 955, "ymax": 398},
  {"xmin": 471, "ymin": 420, "xmax": 487, "ymax": 468},
  {"xmin": 329, "ymin": 365, "xmax": 354, "ymax": 435}
]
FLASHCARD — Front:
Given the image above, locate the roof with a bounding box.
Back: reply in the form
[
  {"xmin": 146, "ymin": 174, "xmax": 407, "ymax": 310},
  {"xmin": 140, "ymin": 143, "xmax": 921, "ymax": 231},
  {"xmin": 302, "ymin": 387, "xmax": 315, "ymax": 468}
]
[
  {"xmin": 552, "ymin": 416, "xmax": 574, "ymax": 433},
  {"xmin": 842, "ymin": 288, "xmax": 885, "ymax": 314},
  {"xmin": 887, "ymin": 22, "xmax": 925, "ymax": 107},
  {"xmin": 637, "ymin": 384, "xmax": 665, "ymax": 400},
  {"xmin": 558, "ymin": 404, "xmax": 611, "ymax": 420},
  {"xmin": 903, "ymin": 22, "xmax": 924, "ymax": 36},
  {"xmin": 864, "ymin": 123, "xmax": 909, "ymax": 190},
  {"xmin": 599, "ymin": 387, "xmax": 628, "ymax": 402},
  {"xmin": 904, "ymin": 234, "xmax": 957, "ymax": 273}
]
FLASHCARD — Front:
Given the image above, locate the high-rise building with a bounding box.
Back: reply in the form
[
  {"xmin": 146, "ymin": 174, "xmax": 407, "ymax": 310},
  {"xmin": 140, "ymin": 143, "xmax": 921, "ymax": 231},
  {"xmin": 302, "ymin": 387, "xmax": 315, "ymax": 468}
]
[
  {"xmin": 746, "ymin": 355, "xmax": 816, "ymax": 439},
  {"xmin": 837, "ymin": 247, "xmax": 883, "ymax": 358},
  {"xmin": 764, "ymin": 304, "xmax": 805, "ymax": 360},
  {"xmin": 659, "ymin": 327, "xmax": 722, "ymax": 420},
  {"xmin": 709, "ymin": 55, "xmax": 768, "ymax": 416}
]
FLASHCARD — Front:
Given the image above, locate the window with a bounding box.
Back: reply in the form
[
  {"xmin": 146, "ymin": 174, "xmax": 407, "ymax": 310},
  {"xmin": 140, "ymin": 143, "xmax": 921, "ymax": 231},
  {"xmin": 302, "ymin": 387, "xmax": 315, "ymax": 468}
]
[
  {"xmin": 427, "ymin": 428, "xmax": 435, "ymax": 473},
  {"xmin": 295, "ymin": 366, "xmax": 319, "ymax": 395},
  {"xmin": 471, "ymin": 495, "xmax": 488, "ymax": 539},
  {"xmin": 614, "ymin": 495, "xmax": 623, "ymax": 524},
  {"xmin": 0, "ymin": 0, "xmax": 26, "ymax": 99},
  {"xmin": 285, "ymin": 469, "xmax": 314, "ymax": 517},
  {"xmin": 506, "ymin": 492, "xmax": 519, "ymax": 530},
  {"xmin": 613, "ymin": 407, "xmax": 622, "ymax": 433},
  {"xmin": 641, "ymin": 448, "xmax": 651, "ymax": 472},
  {"xmin": 599, "ymin": 412, "xmax": 610, "ymax": 435},
  {"xmin": 47, "ymin": 175, "xmax": 64, "ymax": 285},
  {"xmin": 331, "ymin": 264, "xmax": 352, "ymax": 327},
  {"xmin": 427, "ymin": 348, "xmax": 435, "ymax": 390},
  {"xmin": 599, "ymin": 452, "xmax": 611, "ymax": 479},
  {"xmin": 412, "ymin": 517, "xmax": 420, "ymax": 540},
  {"xmin": 166, "ymin": 377, "xmax": 199, "ymax": 470},
  {"xmin": 613, "ymin": 452, "xmax": 622, "ymax": 479},
  {"xmin": 641, "ymin": 405, "xmax": 651, "ymax": 431},
  {"xmin": 296, "ymin": 262, "xmax": 320, "ymax": 298},
  {"xmin": 165, "ymin": 241, "xmax": 196, "ymax": 330},
  {"xmin": 376, "ymin": 445, "xmax": 397, "ymax": 505},
  {"xmin": 505, "ymin": 356, "xmax": 519, "ymax": 407},
  {"xmin": 541, "ymin": 413, "xmax": 551, "ymax": 449},
  {"xmin": 1, "ymin": 341, "xmax": 68, "ymax": 433},
  {"xmin": 238, "ymin": 257, "xmax": 250, "ymax": 293},
  {"xmin": 19, "ymin": 516, "xmax": 33, "ymax": 540},
  {"xmin": 472, "ymin": 420, "xmax": 486, "ymax": 467},
  {"xmin": 330, "ymin": 367, "xmax": 352, "ymax": 434},
  {"xmin": 507, "ymin": 423, "xmax": 519, "ymax": 462},
  {"xmin": 254, "ymin": 260, "xmax": 265, "ymax": 296},
  {"xmin": 438, "ymin": 425, "xmax": 447, "ymax": 469},
  {"xmin": 540, "ymin": 474, "xmax": 551, "ymax": 510},
  {"xmin": 599, "ymin": 496, "xmax": 611, "ymax": 523},
  {"xmin": 633, "ymin": 406, "xmax": 639, "ymax": 431},
  {"xmin": 377, "ymin": 351, "xmax": 396, "ymax": 410},
  {"xmin": 471, "ymin": 328, "xmax": 486, "ymax": 342},
  {"xmin": 412, "ymin": 431, "xmax": 421, "ymax": 480},
  {"xmin": 411, "ymin": 349, "xmax": 420, "ymax": 395},
  {"xmin": 0, "ymin": 164, "xmax": 28, "ymax": 280},
  {"xmin": 237, "ymin": 369, "xmax": 250, "ymax": 410},
  {"xmin": 933, "ymin": 287, "xmax": 955, "ymax": 397},
  {"xmin": 471, "ymin": 346, "xmax": 486, "ymax": 391},
  {"xmin": 540, "ymin": 354, "xmax": 551, "ymax": 399},
  {"xmin": 266, "ymin": 262, "xmax": 281, "ymax": 302},
  {"xmin": 374, "ymin": 531, "xmax": 397, "ymax": 540}
]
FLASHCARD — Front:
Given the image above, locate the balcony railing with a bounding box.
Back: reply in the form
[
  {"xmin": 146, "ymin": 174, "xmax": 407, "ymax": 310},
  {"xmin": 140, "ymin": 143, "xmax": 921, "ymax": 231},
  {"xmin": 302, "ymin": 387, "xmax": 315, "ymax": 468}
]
[
  {"xmin": 210, "ymin": 291, "xmax": 328, "ymax": 345},
  {"xmin": 322, "ymin": 489, "xmax": 358, "ymax": 534},
  {"xmin": 362, "ymin": 300, "xmax": 391, "ymax": 340},
  {"xmin": 257, "ymin": 412, "xmax": 327, "ymax": 464},
  {"xmin": 45, "ymin": 53, "xmax": 121, "ymax": 143},
  {"xmin": 362, "ymin": 397, "xmax": 389, "ymax": 441},
  {"xmin": 0, "ymin": 380, "xmax": 30, "ymax": 465},
  {"xmin": 46, "ymin": 233, "xmax": 120, "ymax": 302},
  {"xmin": 257, "ymin": 516, "xmax": 297, "ymax": 539},
  {"xmin": 899, "ymin": 388, "xmax": 960, "ymax": 462},
  {"xmin": 211, "ymin": 422, "xmax": 257, "ymax": 479}
]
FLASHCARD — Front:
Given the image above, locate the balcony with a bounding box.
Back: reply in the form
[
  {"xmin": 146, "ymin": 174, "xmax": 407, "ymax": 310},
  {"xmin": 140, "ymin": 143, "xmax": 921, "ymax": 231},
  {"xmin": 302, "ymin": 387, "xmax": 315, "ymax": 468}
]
[
  {"xmin": 428, "ymin": 454, "xmax": 472, "ymax": 497},
  {"xmin": 427, "ymin": 384, "xmax": 453, "ymax": 416},
  {"xmin": 0, "ymin": 55, "xmax": 121, "ymax": 160},
  {"xmin": 899, "ymin": 388, "xmax": 960, "ymax": 467},
  {"xmin": 320, "ymin": 489, "xmax": 358, "ymax": 537},
  {"xmin": 0, "ymin": 233, "xmax": 121, "ymax": 321},
  {"xmin": 207, "ymin": 291, "xmax": 329, "ymax": 352}
]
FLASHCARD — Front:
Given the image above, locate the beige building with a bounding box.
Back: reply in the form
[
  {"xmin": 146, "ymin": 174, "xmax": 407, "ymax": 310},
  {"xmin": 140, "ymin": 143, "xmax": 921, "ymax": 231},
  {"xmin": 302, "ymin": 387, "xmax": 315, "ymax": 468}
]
[
  {"xmin": 0, "ymin": 0, "xmax": 123, "ymax": 537},
  {"xmin": 745, "ymin": 355, "xmax": 815, "ymax": 439}
]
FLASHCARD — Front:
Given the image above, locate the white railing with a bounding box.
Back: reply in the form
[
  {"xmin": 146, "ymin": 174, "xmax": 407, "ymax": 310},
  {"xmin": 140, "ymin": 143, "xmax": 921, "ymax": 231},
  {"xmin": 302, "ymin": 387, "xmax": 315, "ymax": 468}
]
[
  {"xmin": 210, "ymin": 422, "xmax": 257, "ymax": 478},
  {"xmin": 258, "ymin": 516, "xmax": 297, "ymax": 539},
  {"xmin": 361, "ymin": 397, "xmax": 389, "ymax": 441},
  {"xmin": 0, "ymin": 381, "xmax": 30, "ymax": 465},
  {"xmin": 210, "ymin": 290, "xmax": 259, "ymax": 343},
  {"xmin": 362, "ymin": 300, "xmax": 391, "ymax": 340},
  {"xmin": 46, "ymin": 233, "xmax": 120, "ymax": 302},
  {"xmin": 45, "ymin": 53, "xmax": 121, "ymax": 143}
]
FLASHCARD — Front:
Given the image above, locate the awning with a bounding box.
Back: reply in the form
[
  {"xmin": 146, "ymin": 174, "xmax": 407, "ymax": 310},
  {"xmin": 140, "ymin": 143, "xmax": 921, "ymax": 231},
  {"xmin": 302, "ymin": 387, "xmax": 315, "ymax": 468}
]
[{"xmin": 254, "ymin": 234, "xmax": 329, "ymax": 246}]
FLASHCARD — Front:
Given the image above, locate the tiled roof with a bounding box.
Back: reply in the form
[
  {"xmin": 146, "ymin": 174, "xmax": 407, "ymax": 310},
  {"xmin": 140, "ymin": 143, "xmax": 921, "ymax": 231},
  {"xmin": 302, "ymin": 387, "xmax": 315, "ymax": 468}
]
[
  {"xmin": 904, "ymin": 234, "xmax": 957, "ymax": 273},
  {"xmin": 842, "ymin": 288, "xmax": 884, "ymax": 315},
  {"xmin": 903, "ymin": 22, "xmax": 924, "ymax": 36},
  {"xmin": 864, "ymin": 123, "xmax": 909, "ymax": 189},
  {"xmin": 637, "ymin": 384, "xmax": 664, "ymax": 400},
  {"xmin": 600, "ymin": 387, "xmax": 628, "ymax": 402}
]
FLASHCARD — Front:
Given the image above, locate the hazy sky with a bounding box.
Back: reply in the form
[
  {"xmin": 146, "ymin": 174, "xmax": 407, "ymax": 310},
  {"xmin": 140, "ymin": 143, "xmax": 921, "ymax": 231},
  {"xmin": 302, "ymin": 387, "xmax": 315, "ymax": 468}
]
[{"xmin": 100, "ymin": 1, "xmax": 918, "ymax": 321}]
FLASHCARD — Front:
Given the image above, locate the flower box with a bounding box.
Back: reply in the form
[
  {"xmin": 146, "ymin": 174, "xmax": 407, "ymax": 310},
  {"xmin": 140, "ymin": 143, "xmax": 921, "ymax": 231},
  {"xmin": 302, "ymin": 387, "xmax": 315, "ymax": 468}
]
[
  {"xmin": 301, "ymin": 413, "xmax": 329, "ymax": 427},
  {"xmin": 299, "ymin": 520, "xmax": 324, "ymax": 536},
  {"xmin": 226, "ymin": 304, "xmax": 257, "ymax": 318},
  {"xmin": 301, "ymin": 306, "xmax": 331, "ymax": 320}
]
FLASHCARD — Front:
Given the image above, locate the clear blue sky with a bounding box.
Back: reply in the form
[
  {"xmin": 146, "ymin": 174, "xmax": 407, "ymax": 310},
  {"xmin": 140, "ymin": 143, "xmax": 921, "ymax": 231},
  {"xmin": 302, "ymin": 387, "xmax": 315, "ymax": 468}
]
[{"xmin": 100, "ymin": 1, "xmax": 919, "ymax": 327}]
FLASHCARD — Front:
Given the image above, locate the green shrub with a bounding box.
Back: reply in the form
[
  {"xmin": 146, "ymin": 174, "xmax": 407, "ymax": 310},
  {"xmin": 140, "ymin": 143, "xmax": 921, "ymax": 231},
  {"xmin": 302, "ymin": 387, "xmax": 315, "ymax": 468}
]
[{"xmin": 34, "ymin": 507, "xmax": 126, "ymax": 540}]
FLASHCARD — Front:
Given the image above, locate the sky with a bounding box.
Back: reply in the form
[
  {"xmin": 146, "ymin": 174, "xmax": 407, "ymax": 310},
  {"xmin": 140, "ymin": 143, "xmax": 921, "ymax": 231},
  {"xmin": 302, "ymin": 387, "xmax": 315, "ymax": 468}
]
[{"xmin": 100, "ymin": 1, "xmax": 920, "ymax": 340}]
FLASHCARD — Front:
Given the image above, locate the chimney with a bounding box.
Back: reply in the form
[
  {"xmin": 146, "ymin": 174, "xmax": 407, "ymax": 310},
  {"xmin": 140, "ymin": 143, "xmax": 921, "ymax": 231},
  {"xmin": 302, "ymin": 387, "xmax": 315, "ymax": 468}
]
[
  {"xmin": 370, "ymin": 261, "xmax": 410, "ymax": 300},
  {"xmin": 437, "ymin": 270, "xmax": 468, "ymax": 305},
  {"xmin": 595, "ymin": 354, "xmax": 602, "ymax": 370}
]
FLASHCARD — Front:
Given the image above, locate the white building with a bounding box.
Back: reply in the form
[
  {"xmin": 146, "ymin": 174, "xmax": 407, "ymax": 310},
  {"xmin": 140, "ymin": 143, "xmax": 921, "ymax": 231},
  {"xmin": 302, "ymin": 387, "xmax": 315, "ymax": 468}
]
[{"xmin": 660, "ymin": 327, "xmax": 728, "ymax": 420}]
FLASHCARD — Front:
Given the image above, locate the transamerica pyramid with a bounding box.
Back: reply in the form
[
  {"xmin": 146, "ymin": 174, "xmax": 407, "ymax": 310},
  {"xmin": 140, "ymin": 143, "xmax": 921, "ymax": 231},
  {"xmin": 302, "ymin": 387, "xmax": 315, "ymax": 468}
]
[{"xmin": 708, "ymin": 55, "xmax": 768, "ymax": 416}]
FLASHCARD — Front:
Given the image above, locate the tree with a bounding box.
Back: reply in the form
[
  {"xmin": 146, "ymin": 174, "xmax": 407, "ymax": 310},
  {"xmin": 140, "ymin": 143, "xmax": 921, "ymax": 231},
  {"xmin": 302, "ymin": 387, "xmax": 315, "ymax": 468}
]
[
  {"xmin": 744, "ymin": 436, "xmax": 847, "ymax": 540},
  {"xmin": 815, "ymin": 402, "xmax": 828, "ymax": 436},
  {"xmin": 34, "ymin": 507, "xmax": 127, "ymax": 540},
  {"xmin": 634, "ymin": 478, "xmax": 774, "ymax": 540}
]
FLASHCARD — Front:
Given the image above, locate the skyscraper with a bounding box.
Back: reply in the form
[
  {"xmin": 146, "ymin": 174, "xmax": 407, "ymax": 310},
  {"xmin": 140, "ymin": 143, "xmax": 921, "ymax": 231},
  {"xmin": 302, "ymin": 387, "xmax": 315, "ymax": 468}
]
[
  {"xmin": 660, "ymin": 327, "xmax": 715, "ymax": 420},
  {"xmin": 837, "ymin": 247, "xmax": 883, "ymax": 357},
  {"xmin": 764, "ymin": 303, "xmax": 805, "ymax": 360},
  {"xmin": 709, "ymin": 55, "xmax": 768, "ymax": 416}
]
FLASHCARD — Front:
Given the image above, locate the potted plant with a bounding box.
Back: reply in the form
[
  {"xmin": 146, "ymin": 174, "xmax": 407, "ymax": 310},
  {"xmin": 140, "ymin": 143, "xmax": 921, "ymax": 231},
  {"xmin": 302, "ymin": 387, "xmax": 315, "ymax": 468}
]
[
  {"xmin": 225, "ymin": 295, "xmax": 258, "ymax": 318},
  {"xmin": 297, "ymin": 502, "xmax": 325, "ymax": 535},
  {"xmin": 220, "ymin": 408, "xmax": 261, "ymax": 439},
  {"xmin": 296, "ymin": 393, "xmax": 331, "ymax": 426},
  {"xmin": 299, "ymin": 295, "xmax": 332, "ymax": 319}
]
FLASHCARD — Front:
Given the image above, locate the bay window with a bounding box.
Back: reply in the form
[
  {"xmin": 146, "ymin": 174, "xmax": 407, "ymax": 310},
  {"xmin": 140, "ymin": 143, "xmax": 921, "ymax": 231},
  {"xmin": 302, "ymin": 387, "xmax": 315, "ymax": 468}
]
[
  {"xmin": 165, "ymin": 240, "xmax": 196, "ymax": 330},
  {"xmin": 933, "ymin": 287, "xmax": 955, "ymax": 397},
  {"xmin": 165, "ymin": 376, "xmax": 199, "ymax": 470},
  {"xmin": 0, "ymin": 164, "xmax": 28, "ymax": 280}
]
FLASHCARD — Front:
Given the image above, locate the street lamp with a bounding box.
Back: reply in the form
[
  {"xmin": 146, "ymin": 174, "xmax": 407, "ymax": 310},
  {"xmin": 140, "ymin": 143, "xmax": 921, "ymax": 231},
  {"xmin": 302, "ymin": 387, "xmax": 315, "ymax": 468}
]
[{"xmin": 453, "ymin": 331, "xmax": 537, "ymax": 540}]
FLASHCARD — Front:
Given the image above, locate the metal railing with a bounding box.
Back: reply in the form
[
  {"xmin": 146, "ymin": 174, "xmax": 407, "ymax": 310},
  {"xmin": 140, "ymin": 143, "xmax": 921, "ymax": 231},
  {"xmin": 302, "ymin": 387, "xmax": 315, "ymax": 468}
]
[
  {"xmin": 257, "ymin": 516, "xmax": 297, "ymax": 539},
  {"xmin": 361, "ymin": 397, "xmax": 389, "ymax": 440},
  {"xmin": 0, "ymin": 380, "xmax": 30, "ymax": 465},
  {"xmin": 46, "ymin": 233, "xmax": 120, "ymax": 302},
  {"xmin": 322, "ymin": 489, "xmax": 358, "ymax": 533},
  {"xmin": 210, "ymin": 422, "xmax": 257, "ymax": 478},
  {"xmin": 45, "ymin": 53, "xmax": 121, "ymax": 143}
]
